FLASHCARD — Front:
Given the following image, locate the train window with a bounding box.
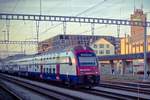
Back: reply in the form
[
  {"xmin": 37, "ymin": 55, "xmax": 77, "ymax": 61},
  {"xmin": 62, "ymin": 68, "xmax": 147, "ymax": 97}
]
[
  {"xmin": 53, "ymin": 68, "xmax": 55, "ymax": 74},
  {"xmin": 47, "ymin": 68, "xmax": 49, "ymax": 73},
  {"xmin": 37, "ymin": 65, "xmax": 39, "ymax": 69},
  {"xmin": 47, "ymin": 68, "xmax": 48, "ymax": 73},
  {"xmin": 44, "ymin": 68, "xmax": 46, "ymax": 72},
  {"xmin": 49, "ymin": 68, "xmax": 51, "ymax": 74},
  {"xmin": 45, "ymin": 68, "xmax": 47, "ymax": 73},
  {"xmin": 43, "ymin": 68, "xmax": 45, "ymax": 72}
]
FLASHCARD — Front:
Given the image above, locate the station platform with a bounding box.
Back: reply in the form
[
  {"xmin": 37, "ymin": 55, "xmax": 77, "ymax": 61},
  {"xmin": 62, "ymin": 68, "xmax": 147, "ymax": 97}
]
[{"xmin": 101, "ymin": 74, "xmax": 150, "ymax": 83}]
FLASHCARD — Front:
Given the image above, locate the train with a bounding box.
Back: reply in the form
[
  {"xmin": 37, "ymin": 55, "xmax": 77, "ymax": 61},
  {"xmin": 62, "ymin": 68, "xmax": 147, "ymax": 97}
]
[{"xmin": 0, "ymin": 45, "xmax": 100, "ymax": 88}]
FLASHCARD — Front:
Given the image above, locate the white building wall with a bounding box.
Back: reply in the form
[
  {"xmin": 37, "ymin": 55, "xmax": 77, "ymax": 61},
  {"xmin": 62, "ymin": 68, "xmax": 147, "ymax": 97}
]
[{"xmin": 90, "ymin": 38, "xmax": 115, "ymax": 56}]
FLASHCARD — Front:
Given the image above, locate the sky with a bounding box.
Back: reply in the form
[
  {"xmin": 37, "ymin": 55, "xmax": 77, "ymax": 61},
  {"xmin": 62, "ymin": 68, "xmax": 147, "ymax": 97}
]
[{"xmin": 0, "ymin": 0, "xmax": 150, "ymax": 57}]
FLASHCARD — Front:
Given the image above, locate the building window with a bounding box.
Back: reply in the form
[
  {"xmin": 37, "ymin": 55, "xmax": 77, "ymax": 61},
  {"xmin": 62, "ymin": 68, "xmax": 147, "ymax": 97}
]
[
  {"xmin": 93, "ymin": 44, "xmax": 97, "ymax": 48},
  {"xmin": 106, "ymin": 44, "xmax": 110, "ymax": 48},
  {"xmin": 106, "ymin": 50, "xmax": 110, "ymax": 54},
  {"xmin": 99, "ymin": 50, "xmax": 104, "ymax": 54},
  {"xmin": 95, "ymin": 50, "xmax": 98, "ymax": 54},
  {"xmin": 99, "ymin": 44, "xmax": 104, "ymax": 48}
]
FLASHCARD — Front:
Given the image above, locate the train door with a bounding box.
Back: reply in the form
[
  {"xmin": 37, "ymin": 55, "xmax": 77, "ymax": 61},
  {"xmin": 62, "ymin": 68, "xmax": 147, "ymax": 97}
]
[{"xmin": 56, "ymin": 64, "xmax": 60, "ymax": 80}]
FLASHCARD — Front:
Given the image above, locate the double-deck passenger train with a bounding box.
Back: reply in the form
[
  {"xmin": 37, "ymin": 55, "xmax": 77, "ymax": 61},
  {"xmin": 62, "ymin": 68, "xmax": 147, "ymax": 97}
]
[{"xmin": 0, "ymin": 45, "xmax": 100, "ymax": 88}]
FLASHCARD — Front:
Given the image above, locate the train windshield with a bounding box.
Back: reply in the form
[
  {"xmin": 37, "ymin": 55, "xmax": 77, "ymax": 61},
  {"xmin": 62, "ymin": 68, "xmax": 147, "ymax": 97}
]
[{"xmin": 77, "ymin": 52, "xmax": 97, "ymax": 66}]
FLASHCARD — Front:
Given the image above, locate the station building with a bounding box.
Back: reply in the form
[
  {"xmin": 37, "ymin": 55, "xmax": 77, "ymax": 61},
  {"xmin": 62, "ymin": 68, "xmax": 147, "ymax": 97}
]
[
  {"xmin": 38, "ymin": 34, "xmax": 118, "ymax": 55},
  {"xmin": 90, "ymin": 38, "xmax": 115, "ymax": 56},
  {"xmin": 120, "ymin": 9, "xmax": 150, "ymax": 74},
  {"xmin": 121, "ymin": 9, "xmax": 150, "ymax": 54}
]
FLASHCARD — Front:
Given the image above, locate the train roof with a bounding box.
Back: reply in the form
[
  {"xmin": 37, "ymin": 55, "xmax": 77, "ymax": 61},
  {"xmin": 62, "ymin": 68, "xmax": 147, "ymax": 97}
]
[
  {"xmin": 41, "ymin": 45, "xmax": 93, "ymax": 55},
  {"xmin": 4, "ymin": 45, "xmax": 94, "ymax": 62}
]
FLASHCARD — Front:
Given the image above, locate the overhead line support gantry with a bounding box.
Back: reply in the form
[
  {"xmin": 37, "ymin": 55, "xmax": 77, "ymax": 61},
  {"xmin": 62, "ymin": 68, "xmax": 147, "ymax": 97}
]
[{"xmin": 0, "ymin": 13, "xmax": 149, "ymax": 27}]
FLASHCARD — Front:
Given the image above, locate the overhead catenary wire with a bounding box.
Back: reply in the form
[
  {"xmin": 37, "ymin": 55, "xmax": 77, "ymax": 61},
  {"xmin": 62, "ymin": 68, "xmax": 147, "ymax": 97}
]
[
  {"xmin": 40, "ymin": 0, "xmax": 108, "ymax": 34},
  {"xmin": 0, "ymin": 0, "xmax": 20, "ymax": 38},
  {"xmin": 12, "ymin": 0, "xmax": 20, "ymax": 12},
  {"xmin": 76, "ymin": 0, "xmax": 107, "ymax": 16}
]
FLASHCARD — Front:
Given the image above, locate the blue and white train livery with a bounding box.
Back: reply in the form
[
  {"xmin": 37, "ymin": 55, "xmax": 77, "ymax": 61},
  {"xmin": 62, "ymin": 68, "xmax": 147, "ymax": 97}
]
[{"xmin": 0, "ymin": 45, "xmax": 100, "ymax": 88}]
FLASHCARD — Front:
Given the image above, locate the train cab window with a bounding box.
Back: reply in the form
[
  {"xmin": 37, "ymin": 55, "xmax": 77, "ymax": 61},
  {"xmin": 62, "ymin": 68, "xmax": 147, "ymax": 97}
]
[{"xmin": 69, "ymin": 57, "xmax": 72, "ymax": 65}]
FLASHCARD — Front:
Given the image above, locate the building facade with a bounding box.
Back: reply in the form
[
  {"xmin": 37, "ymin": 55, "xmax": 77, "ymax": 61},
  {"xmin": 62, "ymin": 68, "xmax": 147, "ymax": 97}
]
[
  {"xmin": 120, "ymin": 36, "xmax": 150, "ymax": 54},
  {"xmin": 90, "ymin": 38, "xmax": 115, "ymax": 56},
  {"xmin": 131, "ymin": 9, "xmax": 146, "ymax": 42},
  {"xmin": 38, "ymin": 34, "xmax": 119, "ymax": 54},
  {"xmin": 121, "ymin": 9, "xmax": 150, "ymax": 54}
]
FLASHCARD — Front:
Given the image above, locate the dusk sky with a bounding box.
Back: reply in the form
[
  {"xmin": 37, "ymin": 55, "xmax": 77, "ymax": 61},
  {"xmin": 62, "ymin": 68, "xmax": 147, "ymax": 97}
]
[{"xmin": 0, "ymin": 0, "xmax": 150, "ymax": 57}]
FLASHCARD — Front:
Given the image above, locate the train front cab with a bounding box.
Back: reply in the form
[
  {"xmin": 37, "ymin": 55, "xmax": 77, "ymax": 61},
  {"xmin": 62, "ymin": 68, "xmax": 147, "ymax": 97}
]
[{"xmin": 72, "ymin": 46, "xmax": 100, "ymax": 88}]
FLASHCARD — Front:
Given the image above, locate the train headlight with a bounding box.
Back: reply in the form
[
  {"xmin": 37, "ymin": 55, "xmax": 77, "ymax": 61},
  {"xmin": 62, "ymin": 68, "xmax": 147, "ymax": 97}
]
[{"xmin": 72, "ymin": 58, "xmax": 76, "ymax": 64}]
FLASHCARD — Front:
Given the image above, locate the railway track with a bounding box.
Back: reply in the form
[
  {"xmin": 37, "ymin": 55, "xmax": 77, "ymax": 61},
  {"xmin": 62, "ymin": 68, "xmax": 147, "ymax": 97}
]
[
  {"xmin": 99, "ymin": 82, "xmax": 150, "ymax": 95},
  {"xmin": 1, "ymin": 73, "xmax": 150, "ymax": 100},
  {"xmin": 101, "ymin": 80, "xmax": 150, "ymax": 88},
  {"xmin": 0, "ymin": 74, "xmax": 111, "ymax": 100},
  {"xmin": 78, "ymin": 88, "xmax": 135, "ymax": 100},
  {"xmin": 95, "ymin": 80, "xmax": 150, "ymax": 100},
  {"xmin": 0, "ymin": 83, "xmax": 22, "ymax": 100},
  {"xmin": 0, "ymin": 75, "xmax": 82, "ymax": 100}
]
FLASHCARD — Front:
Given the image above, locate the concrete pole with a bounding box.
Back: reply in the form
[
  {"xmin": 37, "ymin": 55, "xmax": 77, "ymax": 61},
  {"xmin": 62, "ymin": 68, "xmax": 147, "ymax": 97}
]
[
  {"xmin": 89, "ymin": 23, "xmax": 95, "ymax": 46},
  {"xmin": 143, "ymin": 14, "xmax": 148, "ymax": 81},
  {"xmin": 63, "ymin": 22, "xmax": 66, "ymax": 35}
]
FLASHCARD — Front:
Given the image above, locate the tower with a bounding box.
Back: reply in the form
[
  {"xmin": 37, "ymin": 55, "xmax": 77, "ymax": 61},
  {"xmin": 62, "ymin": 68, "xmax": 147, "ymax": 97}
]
[{"xmin": 131, "ymin": 9, "xmax": 146, "ymax": 42}]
